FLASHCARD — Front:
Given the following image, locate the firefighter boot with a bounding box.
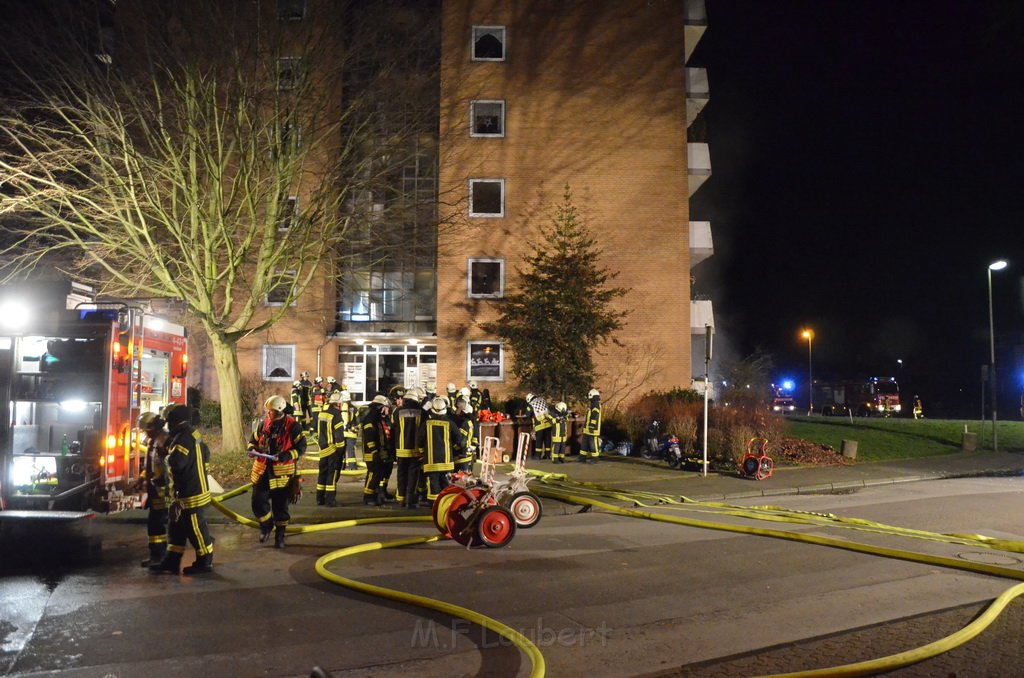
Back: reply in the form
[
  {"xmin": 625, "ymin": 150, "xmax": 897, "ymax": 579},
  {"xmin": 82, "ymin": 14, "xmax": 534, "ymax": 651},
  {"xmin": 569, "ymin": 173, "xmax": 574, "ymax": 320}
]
[
  {"xmin": 316, "ymin": 490, "xmax": 325, "ymax": 506},
  {"xmin": 274, "ymin": 526, "xmax": 287, "ymax": 550},
  {"xmin": 148, "ymin": 552, "xmax": 182, "ymax": 575},
  {"xmin": 259, "ymin": 520, "xmax": 273, "ymax": 543},
  {"xmin": 376, "ymin": 487, "xmax": 389, "ymax": 506},
  {"xmin": 140, "ymin": 543, "xmax": 167, "ymax": 568},
  {"xmin": 325, "ymin": 493, "xmax": 337, "ymax": 507},
  {"xmin": 182, "ymin": 553, "xmax": 214, "ymax": 576}
]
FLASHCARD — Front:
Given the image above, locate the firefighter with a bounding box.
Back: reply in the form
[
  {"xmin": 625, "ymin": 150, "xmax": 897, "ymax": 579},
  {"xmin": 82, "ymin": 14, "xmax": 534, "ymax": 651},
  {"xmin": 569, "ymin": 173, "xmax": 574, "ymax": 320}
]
[
  {"xmin": 529, "ymin": 395, "xmax": 553, "ymax": 460},
  {"xmin": 327, "ymin": 376, "xmax": 342, "ymax": 396},
  {"xmin": 137, "ymin": 411, "xmax": 170, "ymax": 567},
  {"xmin": 913, "ymin": 395, "xmax": 924, "ymax": 420},
  {"xmin": 551, "ymin": 401, "xmax": 569, "ymax": 464},
  {"xmin": 310, "ymin": 376, "xmax": 328, "ymax": 429},
  {"xmin": 248, "ymin": 395, "xmax": 306, "ymax": 548},
  {"xmin": 289, "ymin": 380, "xmax": 304, "ymax": 427},
  {"xmin": 452, "ymin": 395, "xmax": 476, "ymax": 473},
  {"xmin": 149, "ymin": 404, "xmax": 215, "ymax": 575},
  {"xmin": 339, "ymin": 390, "xmax": 360, "ymax": 471},
  {"xmin": 298, "ymin": 371, "xmax": 313, "ymax": 429},
  {"xmin": 391, "ymin": 387, "xmax": 423, "ymax": 508},
  {"xmin": 418, "ymin": 396, "xmax": 460, "ymax": 501},
  {"xmin": 579, "ymin": 388, "xmax": 602, "ymax": 463},
  {"xmin": 468, "ymin": 380, "xmax": 483, "ymax": 411},
  {"xmin": 424, "ymin": 382, "xmax": 437, "ymax": 401},
  {"xmin": 361, "ymin": 394, "xmax": 392, "ymax": 506},
  {"xmin": 316, "ymin": 391, "xmax": 345, "ymax": 507},
  {"xmin": 446, "ymin": 382, "xmax": 458, "ymax": 404}
]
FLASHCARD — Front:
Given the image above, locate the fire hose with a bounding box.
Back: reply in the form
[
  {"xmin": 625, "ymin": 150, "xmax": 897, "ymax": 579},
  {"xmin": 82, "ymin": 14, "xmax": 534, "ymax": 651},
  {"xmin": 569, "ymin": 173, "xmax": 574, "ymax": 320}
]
[{"xmin": 211, "ymin": 467, "xmax": 1024, "ymax": 678}]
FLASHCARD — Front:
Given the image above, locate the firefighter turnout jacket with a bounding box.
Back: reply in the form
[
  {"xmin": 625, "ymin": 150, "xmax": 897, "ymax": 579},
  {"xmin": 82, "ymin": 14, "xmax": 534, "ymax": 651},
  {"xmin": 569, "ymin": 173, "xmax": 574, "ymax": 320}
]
[{"xmin": 249, "ymin": 414, "xmax": 307, "ymax": 489}]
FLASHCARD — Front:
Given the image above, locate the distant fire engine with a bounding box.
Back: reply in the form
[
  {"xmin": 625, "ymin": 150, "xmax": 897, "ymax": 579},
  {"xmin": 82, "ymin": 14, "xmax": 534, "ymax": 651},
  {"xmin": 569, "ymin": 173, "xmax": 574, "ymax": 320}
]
[
  {"xmin": 0, "ymin": 284, "xmax": 187, "ymax": 521},
  {"xmin": 813, "ymin": 377, "xmax": 901, "ymax": 417}
]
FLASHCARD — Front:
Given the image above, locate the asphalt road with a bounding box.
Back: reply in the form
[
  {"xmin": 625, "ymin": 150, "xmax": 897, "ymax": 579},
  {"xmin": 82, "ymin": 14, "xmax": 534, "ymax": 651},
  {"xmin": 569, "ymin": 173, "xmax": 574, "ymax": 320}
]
[{"xmin": 3, "ymin": 471, "xmax": 1024, "ymax": 677}]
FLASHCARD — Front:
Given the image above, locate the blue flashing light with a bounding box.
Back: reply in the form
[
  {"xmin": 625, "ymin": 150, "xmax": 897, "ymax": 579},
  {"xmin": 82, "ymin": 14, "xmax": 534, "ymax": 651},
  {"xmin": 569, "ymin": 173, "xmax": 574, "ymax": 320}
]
[{"xmin": 781, "ymin": 380, "xmax": 795, "ymax": 392}]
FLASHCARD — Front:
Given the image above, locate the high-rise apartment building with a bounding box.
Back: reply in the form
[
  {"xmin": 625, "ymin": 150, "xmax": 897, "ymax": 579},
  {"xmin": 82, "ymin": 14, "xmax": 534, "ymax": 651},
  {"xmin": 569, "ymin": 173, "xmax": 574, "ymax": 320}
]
[{"xmin": 105, "ymin": 0, "xmax": 714, "ymax": 405}]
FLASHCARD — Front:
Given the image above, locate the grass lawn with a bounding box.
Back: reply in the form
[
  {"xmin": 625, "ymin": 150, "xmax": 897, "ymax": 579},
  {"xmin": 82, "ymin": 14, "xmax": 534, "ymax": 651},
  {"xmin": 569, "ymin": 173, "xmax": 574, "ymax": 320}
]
[{"xmin": 783, "ymin": 416, "xmax": 1024, "ymax": 462}]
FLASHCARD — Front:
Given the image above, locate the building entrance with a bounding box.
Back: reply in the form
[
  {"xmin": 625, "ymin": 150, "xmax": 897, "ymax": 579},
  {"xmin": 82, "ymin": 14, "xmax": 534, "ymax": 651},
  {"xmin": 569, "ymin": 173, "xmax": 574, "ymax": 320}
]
[{"xmin": 337, "ymin": 343, "xmax": 436, "ymax": 401}]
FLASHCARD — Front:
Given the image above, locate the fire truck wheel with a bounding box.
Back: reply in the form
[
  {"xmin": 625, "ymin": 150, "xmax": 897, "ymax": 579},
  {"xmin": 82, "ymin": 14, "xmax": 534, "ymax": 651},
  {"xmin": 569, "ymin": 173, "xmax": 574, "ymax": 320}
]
[
  {"xmin": 432, "ymin": 485, "xmax": 466, "ymax": 535},
  {"xmin": 476, "ymin": 505, "xmax": 516, "ymax": 548},
  {"xmin": 507, "ymin": 491, "xmax": 542, "ymax": 529}
]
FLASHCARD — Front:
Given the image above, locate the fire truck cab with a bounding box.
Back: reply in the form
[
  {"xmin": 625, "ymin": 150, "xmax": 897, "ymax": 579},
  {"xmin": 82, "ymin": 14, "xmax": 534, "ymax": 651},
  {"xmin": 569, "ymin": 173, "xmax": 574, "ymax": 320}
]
[{"xmin": 0, "ymin": 283, "xmax": 187, "ymax": 523}]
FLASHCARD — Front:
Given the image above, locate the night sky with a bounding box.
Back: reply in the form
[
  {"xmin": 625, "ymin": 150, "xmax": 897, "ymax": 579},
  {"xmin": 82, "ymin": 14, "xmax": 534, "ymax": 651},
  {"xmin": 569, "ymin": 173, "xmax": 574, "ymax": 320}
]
[{"xmin": 693, "ymin": 1, "xmax": 1024, "ymax": 417}]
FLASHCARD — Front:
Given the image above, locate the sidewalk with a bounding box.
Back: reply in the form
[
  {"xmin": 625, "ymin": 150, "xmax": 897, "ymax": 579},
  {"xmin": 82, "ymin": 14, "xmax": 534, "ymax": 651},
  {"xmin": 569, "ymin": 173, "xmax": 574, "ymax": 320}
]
[{"xmin": 532, "ymin": 449, "xmax": 1024, "ymax": 503}]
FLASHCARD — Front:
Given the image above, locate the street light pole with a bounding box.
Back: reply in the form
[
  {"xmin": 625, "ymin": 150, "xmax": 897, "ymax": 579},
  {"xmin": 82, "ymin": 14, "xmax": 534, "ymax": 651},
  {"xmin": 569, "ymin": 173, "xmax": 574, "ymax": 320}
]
[
  {"xmin": 987, "ymin": 260, "xmax": 1007, "ymax": 452},
  {"xmin": 802, "ymin": 329, "xmax": 814, "ymax": 415}
]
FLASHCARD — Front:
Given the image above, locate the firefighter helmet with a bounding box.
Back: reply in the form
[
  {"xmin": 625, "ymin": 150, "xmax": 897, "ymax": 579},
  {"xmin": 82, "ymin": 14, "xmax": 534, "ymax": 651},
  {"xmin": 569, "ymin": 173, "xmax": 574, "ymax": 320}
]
[
  {"xmin": 446, "ymin": 382, "xmax": 457, "ymax": 393},
  {"xmin": 431, "ymin": 397, "xmax": 448, "ymax": 415},
  {"xmin": 526, "ymin": 393, "xmax": 535, "ymax": 403},
  {"xmin": 314, "ymin": 376, "xmax": 323, "ymax": 384},
  {"xmin": 327, "ymin": 376, "xmax": 337, "ymax": 384},
  {"xmin": 264, "ymin": 395, "xmax": 288, "ymax": 413},
  {"xmin": 300, "ymin": 371, "xmax": 309, "ymax": 379},
  {"xmin": 371, "ymin": 394, "xmax": 391, "ymax": 408},
  {"xmin": 137, "ymin": 411, "xmax": 165, "ymax": 432},
  {"xmin": 460, "ymin": 386, "xmax": 471, "ymax": 398},
  {"xmin": 555, "ymin": 401, "xmax": 568, "ymax": 413},
  {"xmin": 588, "ymin": 388, "xmax": 600, "ymax": 399},
  {"xmin": 164, "ymin": 404, "xmax": 191, "ymax": 431},
  {"xmin": 458, "ymin": 397, "xmax": 473, "ymax": 415},
  {"xmin": 292, "ymin": 380, "xmax": 300, "ymax": 388},
  {"xmin": 425, "ymin": 382, "xmax": 436, "ymax": 393},
  {"xmin": 469, "ymin": 380, "xmax": 478, "ymax": 389}
]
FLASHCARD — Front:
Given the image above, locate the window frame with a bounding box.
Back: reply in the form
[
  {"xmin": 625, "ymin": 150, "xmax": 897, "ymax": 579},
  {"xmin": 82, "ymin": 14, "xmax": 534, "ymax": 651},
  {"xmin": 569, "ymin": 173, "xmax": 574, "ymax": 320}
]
[
  {"xmin": 278, "ymin": 195, "xmax": 298, "ymax": 233},
  {"xmin": 471, "ymin": 25, "xmax": 507, "ymax": 62},
  {"xmin": 467, "ymin": 258, "xmax": 505, "ymax": 299},
  {"xmin": 277, "ymin": 57, "xmax": 302, "ymax": 91},
  {"xmin": 265, "ymin": 269, "xmax": 298, "ymax": 306},
  {"xmin": 276, "ymin": 0, "xmax": 306, "ymax": 21},
  {"xmin": 262, "ymin": 344, "xmax": 296, "ymax": 381},
  {"xmin": 468, "ymin": 178, "xmax": 505, "ymax": 218},
  {"xmin": 469, "ymin": 99, "xmax": 506, "ymax": 138},
  {"xmin": 467, "ymin": 340, "xmax": 504, "ymax": 382}
]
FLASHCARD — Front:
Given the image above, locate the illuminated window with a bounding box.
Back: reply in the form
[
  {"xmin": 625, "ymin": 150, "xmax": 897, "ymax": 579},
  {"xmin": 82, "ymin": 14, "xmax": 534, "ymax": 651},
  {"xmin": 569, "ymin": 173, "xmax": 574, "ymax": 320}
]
[{"xmin": 467, "ymin": 341, "xmax": 503, "ymax": 381}]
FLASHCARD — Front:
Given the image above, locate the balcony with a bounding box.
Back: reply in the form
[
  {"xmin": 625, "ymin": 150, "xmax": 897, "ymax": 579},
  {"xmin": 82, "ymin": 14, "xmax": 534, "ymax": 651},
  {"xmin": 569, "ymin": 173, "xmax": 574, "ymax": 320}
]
[
  {"xmin": 686, "ymin": 67, "xmax": 709, "ymax": 128},
  {"xmin": 687, "ymin": 142, "xmax": 711, "ymax": 197},
  {"xmin": 690, "ymin": 298, "xmax": 714, "ymax": 333},
  {"xmin": 684, "ymin": 0, "xmax": 707, "ymax": 64},
  {"xmin": 689, "ymin": 221, "xmax": 713, "ymax": 268}
]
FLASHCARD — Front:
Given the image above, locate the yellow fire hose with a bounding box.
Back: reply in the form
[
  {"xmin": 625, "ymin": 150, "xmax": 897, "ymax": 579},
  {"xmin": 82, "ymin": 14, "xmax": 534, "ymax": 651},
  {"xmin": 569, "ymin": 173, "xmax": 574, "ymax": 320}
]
[{"xmin": 211, "ymin": 467, "xmax": 1024, "ymax": 678}]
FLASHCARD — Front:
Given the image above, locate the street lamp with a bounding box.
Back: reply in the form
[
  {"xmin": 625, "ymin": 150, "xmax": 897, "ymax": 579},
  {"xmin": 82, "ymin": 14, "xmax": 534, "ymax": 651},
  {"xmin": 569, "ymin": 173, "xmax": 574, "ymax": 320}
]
[
  {"xmin": 801, "ymin": 329, "xmax": 814, "ymax": 415},
  {"xmin": 988, "ymin": 260, "xmax": 1007, "ymax": 451}
]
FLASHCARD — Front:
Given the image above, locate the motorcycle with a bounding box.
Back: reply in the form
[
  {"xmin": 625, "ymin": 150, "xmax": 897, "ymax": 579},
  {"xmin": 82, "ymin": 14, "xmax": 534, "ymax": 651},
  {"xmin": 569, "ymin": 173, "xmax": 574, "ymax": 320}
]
[{"xmin": 642, "ymin": 431, "xmax": 685, "ymax": 469}]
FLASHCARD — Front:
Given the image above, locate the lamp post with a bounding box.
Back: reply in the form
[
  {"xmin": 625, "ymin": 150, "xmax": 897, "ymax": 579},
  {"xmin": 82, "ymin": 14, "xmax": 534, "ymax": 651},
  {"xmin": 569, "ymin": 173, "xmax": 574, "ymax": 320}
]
[
  {"xmin": 988, "ymin": 260, "xmax": 1007, "ymax": 451},
  {"xmin": 802, "ymin": 329, "xmax": 814, "ymax": 415}
]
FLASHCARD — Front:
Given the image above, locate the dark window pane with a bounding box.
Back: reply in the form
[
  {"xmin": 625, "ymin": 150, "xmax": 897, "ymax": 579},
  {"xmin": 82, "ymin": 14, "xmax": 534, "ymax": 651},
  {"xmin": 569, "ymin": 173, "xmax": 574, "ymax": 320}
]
[
  {"xmin": 471, "ymin": 181, "xmax": 502, "ymax": 215},
  {"xmin": 470, "ymin": 261, "xmax": 501, "ymax": 295}
]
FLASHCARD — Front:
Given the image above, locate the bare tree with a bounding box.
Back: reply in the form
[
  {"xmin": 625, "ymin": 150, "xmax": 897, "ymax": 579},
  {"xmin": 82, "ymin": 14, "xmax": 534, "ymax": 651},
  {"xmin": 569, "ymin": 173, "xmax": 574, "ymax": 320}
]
[{"xmin": 0, "ymin": 0, "xmax": 440, "ymax": 449}]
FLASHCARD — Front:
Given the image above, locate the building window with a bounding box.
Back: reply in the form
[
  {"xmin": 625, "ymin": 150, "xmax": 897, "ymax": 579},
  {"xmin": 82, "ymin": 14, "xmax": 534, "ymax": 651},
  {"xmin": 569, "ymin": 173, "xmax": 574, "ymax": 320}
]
[
  {"xmin": 279, "ymin": 196, "xmax": 297, "ymax": 232},
  {"xmin": 468, "ymin": 341, "xmax": 503, "ymax": 381},
  {"xmin": 468, "ymin": 258, "xmax": 504, "ymax": 298},
  {"xmin": 266, "ymin": 270, "xmax": 297, "ymax": 306},
  {"xmin": 472, "ymin": 26, "xmax": 506, "ymax": 61},
  {"xmin": 263, "ymin": 344, "xmax": 295, "ymax": 380},
  {"xmin": 469, "ymin": 179, "xmax": 504, "ymax": 217},
  {"xmin": 470, "ymin": 100, "xmax": 505, "ymax": 137},
  {"xmin": 277, "ymin": 0, "xmax": 305, "ymax": 20},
  {"xmin": 277, "ymin": 57, "xmax": 302, "ymax": 90}
]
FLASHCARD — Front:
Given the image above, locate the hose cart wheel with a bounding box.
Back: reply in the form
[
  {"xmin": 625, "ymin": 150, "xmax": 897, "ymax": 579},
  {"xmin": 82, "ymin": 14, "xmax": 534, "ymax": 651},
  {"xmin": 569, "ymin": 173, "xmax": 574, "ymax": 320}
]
[
  {"xmin": 432, "ymin": 485, "xmax": 465, "ymax": 536},
  {"xmin": 475, "ymin": 505, "xmax": 517, "ymax": 548},
  {"xmin": 506, "ymin": 491, "xmax": 543, "ymax": 529}
]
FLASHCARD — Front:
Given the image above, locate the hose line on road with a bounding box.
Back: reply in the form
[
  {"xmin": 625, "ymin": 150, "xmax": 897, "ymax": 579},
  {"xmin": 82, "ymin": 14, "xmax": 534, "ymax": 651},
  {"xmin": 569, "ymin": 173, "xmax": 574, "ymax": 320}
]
[
  {"xmin": 212, "ymin": 466, "xmax": 1024, "ymax": 678},
  {"xmin": 210, "ymin": 469, "xmax": 546, "ymax": 678}
]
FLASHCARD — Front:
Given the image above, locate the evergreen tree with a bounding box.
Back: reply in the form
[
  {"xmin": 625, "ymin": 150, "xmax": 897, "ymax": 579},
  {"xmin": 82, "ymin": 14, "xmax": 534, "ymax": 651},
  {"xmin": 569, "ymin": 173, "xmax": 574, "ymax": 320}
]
[{"xmin": 485, "ymin": 186, "xmax": 627, "ymax": 401}]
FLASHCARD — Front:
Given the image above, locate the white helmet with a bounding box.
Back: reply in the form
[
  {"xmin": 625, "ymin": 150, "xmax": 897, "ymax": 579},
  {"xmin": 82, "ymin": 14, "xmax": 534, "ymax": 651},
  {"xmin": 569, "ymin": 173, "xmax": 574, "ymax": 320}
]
[
  {"xmin": 588, "ymin": 388, "xmax": 600, "ymax": 399},
  {"xmin": 555, "ymin": 401, "xmax": 567, "ymax": 413},
  {"xmin": 526, "ymin": 393, "xmax": 534, "ymax": 403},
  {"xmin": 469, "ymin": 380, "xmax": 478, "ymax": 389},
  {"xmin": 372, "ymin": 394, "xmax": 390, "ymax": 407},
  {"xmin": 458, "ymin": 397, "xmax": 473, "ymax": 415},
  {"xmin": 340, "ymin": 391, "xmax": 351, "ymax": 402},
  {"xmin": 292, "ymin": 380, "xmax": 300, "ymax": 387},
  {"xmin": 409, "ymin": 386, "xmax": 425, "ymax": 401},
  {"xmin": 446, "ymin": 382, "xmax": 457, "ymax": 392},
  {"xmin": 460, "ymin": 386, "xmax": 471, "ymax": 398},
  {"xmin": 300, "ymin": 371, "xmax": 309, "ymax": 379},
  {"xmin": 431, "ymin": 396, "xmax": 448, "ymax": 415},
  {"xmin": 314, "ymin": 376, "xmax": 323, "ymax": 384},
  {"xmin": 265, "ymin": 395, "xmax": 288, "ymax": 413},
  {"xmin": 425, "ymin": 382, "xmax": 436, "ymax": 393},
  {"xmin": 327, "ymin": 376, "xmax": 337, "ymax": 384},
  {"xmin": 328, "ymin": 391, "xmax": 343, "ymax": 404}
]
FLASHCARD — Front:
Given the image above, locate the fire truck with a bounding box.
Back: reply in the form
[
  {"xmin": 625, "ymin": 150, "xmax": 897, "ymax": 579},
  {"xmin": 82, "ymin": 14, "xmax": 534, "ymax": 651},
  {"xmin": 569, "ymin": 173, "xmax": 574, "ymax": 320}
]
[
  {"xmin": 813, "ymin": 377, "xmax": 902, "ymax": 417},
  {"xmin": 0, "ymin": 284, "xmax": 187, "ymax": 522}
]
